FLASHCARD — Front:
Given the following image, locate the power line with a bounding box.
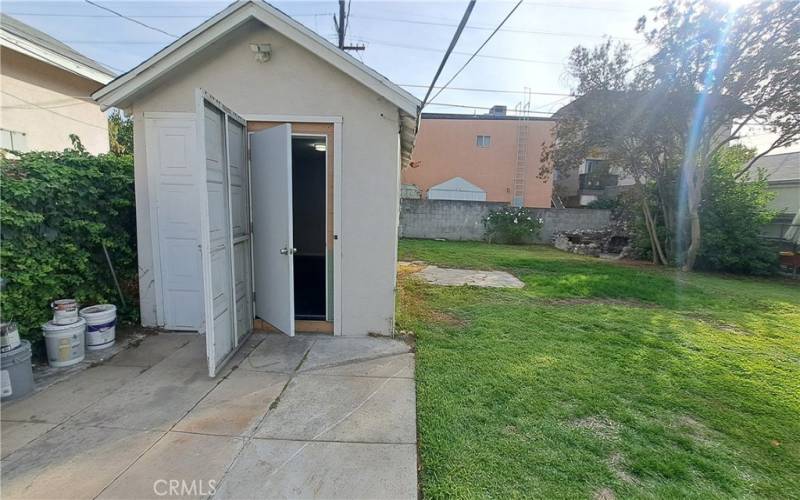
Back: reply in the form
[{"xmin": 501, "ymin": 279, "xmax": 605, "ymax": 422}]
[
  {"xmin": 5, "ymin": 11, "xmax": 333, "ymax": 18},
  {"xmin": 429, "ymin": 0, "xmax": 524, "ymax": 105},
  {"xmin": 0, "ymin": 90, "xmax": 108, "ymax": 129},
  {"xmin": 426, "ymin": 102, "xmax": 556, "ymax": 115},
  {"xmin": 83, "ymin": 0, "xmax": 179, "ymax": 38},
  {"xmin": 354, "ymin": 37, "xmax": 565, "ymax": 66},
  {"xmin": 349, "ymin": 14, "xmax": 639, "ymax": 41},
  {"xmin": 400, "ymin": 84, "xmax": 571, "ymax": 97},
  {"xmin": 420, "ymin": 0, "xmax": 477, "ymax": 110}
]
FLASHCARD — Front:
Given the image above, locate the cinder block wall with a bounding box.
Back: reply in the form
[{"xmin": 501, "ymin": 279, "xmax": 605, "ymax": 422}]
[{"xmin": 399, "ymin": 199, "xmax": 611, "ymax": 243}]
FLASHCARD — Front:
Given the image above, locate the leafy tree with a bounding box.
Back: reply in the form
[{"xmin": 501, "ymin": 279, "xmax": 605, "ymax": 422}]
[
  {"xmin": 108, "ymin": 109, "xmax": 133, "ymax": 156},
  {"xmin": 638, "ymin": 0, "xmax": 799, "ymax": 270},
  {"xmin": 543, "ymin": 0, "xmax": 799, "ymax": 271}
]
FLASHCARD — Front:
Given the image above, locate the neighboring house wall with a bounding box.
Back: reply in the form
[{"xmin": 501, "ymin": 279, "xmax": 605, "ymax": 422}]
[
  {"xmin": 405, "ymin": 116, "xmax": 554, "ymax": 207},
  {"xmin": 0, "ymin": 47, "xmax": 109, "ymax": 154},
  {"xmin": 130, "ymin": 19, "xmax": 402, "ymax": 336},
  {"xmin": 400, "ymin": 199, "xmax": 612, "ymax": 242}
]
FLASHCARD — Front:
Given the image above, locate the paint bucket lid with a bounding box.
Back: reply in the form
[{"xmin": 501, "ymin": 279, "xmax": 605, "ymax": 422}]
[
  {"xmin": 51, "ymin": 299, "xmax": 78, "ymax": 310},
  {"xmin": 42, "ymin": 317, "xmax": 86, "ymax": 333},
  {"xmin": 79, "ymin": 304, "xmax": 116, "ymax": 316}
]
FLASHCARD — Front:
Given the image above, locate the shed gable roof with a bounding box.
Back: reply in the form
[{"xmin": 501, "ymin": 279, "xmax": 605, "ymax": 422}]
[
  {"xmin": 430, "ymin": 176, "xmax": 486, "ymax": 193},
  {"xmin": 92, "ymin": 0, "xmax": 420, "ymax": 116}
]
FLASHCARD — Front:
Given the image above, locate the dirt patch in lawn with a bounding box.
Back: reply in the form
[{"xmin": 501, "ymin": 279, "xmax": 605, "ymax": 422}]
[
  {"xmin": 569, "ymin": 415, "xmax": 621, "ymax": 440},
  {"xmin": 609, "ymin": 452, "xmax": 640, "ymax": 485},
  {"xmin": 593, "ymin": 487, "xmax": 617, "ymax": 500}
]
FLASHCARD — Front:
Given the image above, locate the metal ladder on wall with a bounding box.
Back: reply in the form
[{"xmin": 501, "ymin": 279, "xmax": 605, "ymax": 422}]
[{"xmin": 512, "ymin": 89, "xmax": 532, "ymax": 207}]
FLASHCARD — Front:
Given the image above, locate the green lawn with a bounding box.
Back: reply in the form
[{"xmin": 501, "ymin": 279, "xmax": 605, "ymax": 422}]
[{"xmin": 397, "ymin": 239, "xmax": 800, "ymax": 499}]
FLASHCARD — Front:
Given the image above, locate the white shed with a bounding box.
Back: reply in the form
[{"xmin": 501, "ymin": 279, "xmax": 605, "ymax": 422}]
[
  {"xmin": 93, "ymin": 0, "xmax": 420, "ymax": 376},
  {"xmin": 427, "ymin": 176, "xmax": 487, "ymax": 201}
]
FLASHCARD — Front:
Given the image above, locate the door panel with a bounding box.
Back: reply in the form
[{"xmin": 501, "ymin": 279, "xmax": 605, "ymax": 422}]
[
  {"xmin": 228, "ymin": 119, "xmax": 253, "ymax": 340},
  {"xmin": 251, "ymin": 124, "xmax": 295, "ymax": 336},
  {"xmin": 146, "ymin": 118, "xmax": 203, "ymax": 331},
  {"xmin": 203, "ymin": 103, "xmax": 236, "ymax": 375}
]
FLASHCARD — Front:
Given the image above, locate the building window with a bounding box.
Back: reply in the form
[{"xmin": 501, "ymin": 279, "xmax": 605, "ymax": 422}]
[
  {"xmin": 0, "ymin": 129, "xmax": 28, "ymax": 152},
  {"xmin": 476, "ymin": 135, "xmax": 491, "ymax": 148}
]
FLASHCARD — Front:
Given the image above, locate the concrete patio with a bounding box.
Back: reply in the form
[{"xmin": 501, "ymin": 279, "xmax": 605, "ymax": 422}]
[{"xmin": 0, "ymin": 332, "xmax": 417, "ymax": 499}]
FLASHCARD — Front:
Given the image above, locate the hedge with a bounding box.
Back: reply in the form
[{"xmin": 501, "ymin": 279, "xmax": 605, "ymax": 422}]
[{"xmin": 1, "ymin": 142, "xmax": 139, "ymax": 349}]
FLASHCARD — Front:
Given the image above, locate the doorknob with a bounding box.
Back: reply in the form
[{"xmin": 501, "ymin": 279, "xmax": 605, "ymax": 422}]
[{"xmin": 280, "ymin": 247, "xmax": 297, "ymax": 255}]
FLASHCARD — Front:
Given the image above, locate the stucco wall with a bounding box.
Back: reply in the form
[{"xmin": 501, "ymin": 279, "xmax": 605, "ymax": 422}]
[
  {"xmin": 404, "ymin": 117, "xmax": 554, "ymax": 207},
  {"xmin": 400, "ymin": 199, "xmax": 612, "ymax": 243},
  {"xmin": 0, "ymin": 47, "xmax": 109, "ymax": 154},
  {"xmin": 130, "ymin": 20, "xmax": 401, "ymax": 336}
]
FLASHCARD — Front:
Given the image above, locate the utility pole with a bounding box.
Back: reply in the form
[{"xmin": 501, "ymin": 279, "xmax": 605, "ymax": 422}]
[{"xmin": 333, "ymin": 0, "xmax": 365, "ymax": 52}]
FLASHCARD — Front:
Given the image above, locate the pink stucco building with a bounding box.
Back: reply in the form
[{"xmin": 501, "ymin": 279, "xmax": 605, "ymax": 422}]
[{"xmin": 404, "ymin": 110, "xmax": 555, "ymax": 208}]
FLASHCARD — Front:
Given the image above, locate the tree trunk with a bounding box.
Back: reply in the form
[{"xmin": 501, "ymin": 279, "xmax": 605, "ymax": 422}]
[
  {"xmin": 681, "ymin": 164, "xmax": 706, "ymax": 272},
  {"xmin": 642, "ymin": 200, "xmax": 668, "ymax": 266},
  {"xmin": 683, "ymin": 208, "xmax": 702, "ymax": 271}
]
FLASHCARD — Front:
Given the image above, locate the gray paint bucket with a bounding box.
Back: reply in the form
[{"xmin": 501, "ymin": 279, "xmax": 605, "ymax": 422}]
[
  {"xmin": 42, "ymin": 318, "xmax": 85, "ymax": 367},
  {"xmin": 79, "ymin": 304, "xmax": 117, "ymax": 350},
  {"xmin": 1, "ymin": 340, "xmax": 34, "ymax": 401}
]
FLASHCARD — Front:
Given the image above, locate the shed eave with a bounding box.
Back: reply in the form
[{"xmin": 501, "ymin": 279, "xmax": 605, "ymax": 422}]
[{"xmin": 92, "ymin": 1, "xmax": 420, "ymax": 116}]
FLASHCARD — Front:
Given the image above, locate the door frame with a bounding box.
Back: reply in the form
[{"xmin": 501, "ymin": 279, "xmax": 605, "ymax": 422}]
[
  {"xmin": 195, "ymin": 88, "xmax": 251, "ymax": 376},
  {"xmin": 244, "ymin": 114, "xmax": 343, "ymax": 336},
  {"xmin": 143, "ymin": 111, "xmax": 198, "ymax": 330}
]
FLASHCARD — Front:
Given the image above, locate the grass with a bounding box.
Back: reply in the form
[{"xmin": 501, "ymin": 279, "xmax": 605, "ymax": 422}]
[{"xmin": 397, "ymin": 239, "xmax": 800, "ymax": 499}]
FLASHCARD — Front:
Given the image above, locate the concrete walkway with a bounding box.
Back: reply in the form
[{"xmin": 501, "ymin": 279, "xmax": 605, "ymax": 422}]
[{"xmin": 1, "ymin": 332, "xmax": 417, "ymax": 499}]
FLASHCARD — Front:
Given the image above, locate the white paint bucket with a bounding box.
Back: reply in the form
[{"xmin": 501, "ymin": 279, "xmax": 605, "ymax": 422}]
[
  {"xmin": 42, "ymin": 318, "xmax": 85, "ymax": 367},
  {"xmin": 79, "ymin": 304, "xmax": 117, "ymax": 351},
  {"xmin": 51, "ymin": 299, "xmax": 79, "ymax": 325}
]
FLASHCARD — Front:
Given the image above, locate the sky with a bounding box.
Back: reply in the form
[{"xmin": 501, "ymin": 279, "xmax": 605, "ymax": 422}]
[{"xmin": 1, "ymin": 0, "xmax": 661, "ymax": 116}]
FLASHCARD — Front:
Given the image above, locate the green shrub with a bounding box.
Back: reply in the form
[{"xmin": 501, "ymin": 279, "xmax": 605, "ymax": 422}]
[
  {"xmin": 484, "ymin": 207, "xmax": 543, "ymax": 244},
  {"xmin": 0, "ymin": 143, "xmax": 138, "ymax": 346},
  {"xmin": 695, "ymin": 146, "xmax": 778, "ymax": 275}
]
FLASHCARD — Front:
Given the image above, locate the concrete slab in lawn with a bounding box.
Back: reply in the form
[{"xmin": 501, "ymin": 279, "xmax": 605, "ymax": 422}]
[
  {"xmin": 254, "ymin": 374, "xmax": 416, "ymax": 444},
  {"xmin": 1, "ymin": 365, "xmax": 145, "ymax": 424},
  {"xmin": 98, "ymin": 431, "xmax": 243, "ymax": 500},
  {"xmin": 215, "ymin": 439, "xmax": 417, "ymax": 500},
  {"xmin": 69, "ymin": 339, "xmax": 219, "ymax": 431},
  {"xmin": 419, "ymin": 264, "xmax": 524, "ymax": 288},
  {"xmin": 174, "ymin": 369, "xmax": 289, "ymax": 436},
  {"xmin": 299, "ymin": 336, "xmax": 411, "ymax": 373},
  {"xmin": 106, "ymin": 334, "xmax": 193, "ymax": 368},
  {"xmin": 239, "ymin": 333, "xmax": 314, "ymax": 373},
  {"xmin": 0, "ymin": 421, "xmax": 55, "ymax": 459},
  {"xmin": 0, "ymin": 424, "xmax": 163, "ymax": 499}
]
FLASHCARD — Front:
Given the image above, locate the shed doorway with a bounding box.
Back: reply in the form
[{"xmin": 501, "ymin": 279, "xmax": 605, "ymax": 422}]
[
  {"xmin": 292, "ymin": 136, "xmax": 327, "ymax": 320},
  {"xmin": 249, "ymin": 121, "xmax": 335, "ymax": 334}
]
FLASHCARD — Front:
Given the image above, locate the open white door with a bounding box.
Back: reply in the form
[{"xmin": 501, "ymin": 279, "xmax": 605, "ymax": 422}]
[
  {"xmin": 251, "ymin": 124, "xmax": 295, "ymax": 336},
  {"xmin": 196, "ymin": 90, "xmax": 251, "ymax": 377}
]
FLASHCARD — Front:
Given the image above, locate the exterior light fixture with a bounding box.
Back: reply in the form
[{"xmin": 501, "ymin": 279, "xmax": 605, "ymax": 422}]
[{"xmin": 250, "ymin": 43, "xmax": 271, "ymax": 63}]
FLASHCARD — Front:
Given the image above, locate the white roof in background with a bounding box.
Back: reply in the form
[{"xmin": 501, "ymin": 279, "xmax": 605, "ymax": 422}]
[
  {"xmin": 92, "ymin": 0, "xmax": 420, "ymax": 116},
  {"xmin": 429, "ymin": 177, "xmax": 486, "ymax": 193},
  {"xmin": 751, "ymin": 151, "xmax": 800, "ymax": 183},
  {"xmin": 0, "ymin": 13, "xmax": 115, "ymax": 84}
]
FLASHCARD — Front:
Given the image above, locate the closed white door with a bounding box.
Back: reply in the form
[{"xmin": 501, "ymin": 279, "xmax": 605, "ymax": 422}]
[
  {"xmin": 251, "ymin": 124, "xmax": 295, "ymax": 336},
  {"xmin": 145, "ymin": 116, "xmax": 202, "ymax": 330}
]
